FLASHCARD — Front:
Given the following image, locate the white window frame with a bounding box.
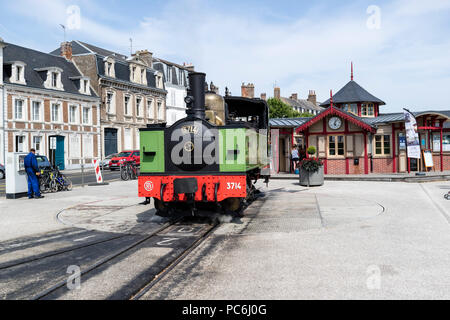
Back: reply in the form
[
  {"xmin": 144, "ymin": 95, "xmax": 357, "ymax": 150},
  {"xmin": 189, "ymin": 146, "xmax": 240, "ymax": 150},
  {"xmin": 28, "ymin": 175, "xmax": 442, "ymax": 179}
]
[
  {"xmin": 13, "ymin": 97, "xmax": 26, "ymax": 121},
  {"xmin": 82, "ymin": 106, "xmax": 92, "ymax": 125},
  {"xmin": 157, "ymin": 100, "xmax": 164, "ymax": 120},
  {"xmin": 32, "ymin": 135, "xmax": 43, "ymax": 155},
  {"xmin": 106, "ymin": 91, "xmax": 116, "ymax": 114},
  {"xmin": 136, "ymin": 96, "xmax": 143, "ymax": 118},
  {"xmin": 31, "ymin": 99, "xmax": 43, "ymax": 122},
  {"xmin": 15, "ymin": 134, "xmax": 27, "ymax": 153},
  {"xmin": 104, "ymin": 59, "xmax": 116, "ymax": 78},
  {"xmin": 9, "ymin": 62, "xmax": 27, "ymax": 85},
  {"xmin": 51, "ymin": 102, "xmax": 62, "ymax": 123},
  {"xmin": 147, "ymin": 98, "xmax": 154, "ymax": 119},
  {"xmin": 124, "ymin": 95, "xmax": 131, "ymax": 116},
  {"xmin": 69, "ymin": 104, "xmax": 79, "ymax": 124}
]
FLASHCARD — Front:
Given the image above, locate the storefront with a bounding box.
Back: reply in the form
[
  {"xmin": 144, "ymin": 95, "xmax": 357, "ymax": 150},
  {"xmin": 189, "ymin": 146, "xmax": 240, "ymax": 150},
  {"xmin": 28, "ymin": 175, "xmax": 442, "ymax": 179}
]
[{"xmin": 292, "ymin": 75, "xmax": 450, "ymax": 174}]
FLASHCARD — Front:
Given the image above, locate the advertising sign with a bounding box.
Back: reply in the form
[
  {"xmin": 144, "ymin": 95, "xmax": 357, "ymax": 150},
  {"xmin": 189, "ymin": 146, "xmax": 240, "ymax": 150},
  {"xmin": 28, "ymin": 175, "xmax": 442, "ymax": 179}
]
[{"xmin": 403, "ymin": 109, "xmax": 420, "ymax": 159}]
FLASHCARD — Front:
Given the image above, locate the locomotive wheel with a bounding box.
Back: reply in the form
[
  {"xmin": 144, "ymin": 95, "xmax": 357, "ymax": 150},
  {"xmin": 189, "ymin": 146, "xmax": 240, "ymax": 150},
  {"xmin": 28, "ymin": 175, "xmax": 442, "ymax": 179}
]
[
  {"xmin": 154, "ymin": 198, "xmax": 169, "ymax": 216},
  {"xmin": 223, "ymin": 197, "xmax": 243, "ymax": 212}
]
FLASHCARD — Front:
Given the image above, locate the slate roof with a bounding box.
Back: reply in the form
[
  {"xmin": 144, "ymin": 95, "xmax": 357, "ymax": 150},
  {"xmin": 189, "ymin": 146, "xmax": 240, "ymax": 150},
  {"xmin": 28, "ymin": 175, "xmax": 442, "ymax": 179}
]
[
  {"xmin": 153, "ymin": 57, "xmax": 189, "ymax": 87},
  {"xmin": 280, "ymin": 97, "xmax": 324, "ymax": 113},
  {"xmin": 50, "ymin": 41, "xmax": 163, "ymax": 92},
  {"xmin": 3, "ymin": 42, "xmax": 97, "ymax": 98},
  {"xmin": 362, "ymin": 110, "xmax": 450, "ymax": 125},
  {"xmin": 269, "ymin": 117, "xmax": 311, "ymax": 128},
  {"xmin": 321, "ymin": 80, "xmax": 386, "ymax": 107}
]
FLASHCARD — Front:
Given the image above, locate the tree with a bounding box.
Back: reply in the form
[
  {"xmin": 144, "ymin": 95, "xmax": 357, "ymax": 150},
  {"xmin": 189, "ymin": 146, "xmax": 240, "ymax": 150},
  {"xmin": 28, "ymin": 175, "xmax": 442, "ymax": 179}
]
[
  {"xmin": 268, "ymin": 98, "xmax": 301, "ymax": 118},
  {"xmin": 298, "ymin": 112, "xmax": 315, "ymax": 118}
]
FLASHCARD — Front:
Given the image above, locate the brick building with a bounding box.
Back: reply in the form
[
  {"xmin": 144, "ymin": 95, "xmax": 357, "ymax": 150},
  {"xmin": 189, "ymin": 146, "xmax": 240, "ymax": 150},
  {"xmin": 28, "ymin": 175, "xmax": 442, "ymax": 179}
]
[
  {"xmin": 51, "ymin": 41, "xmax": 166, "ymax": 158},
  {"xmin": 270, "ymin": 67, "xmax": 450, "ymax": 174},
  {"xmin": 1, "ymin": 40, "xmax": 101, "ymax": 170}
]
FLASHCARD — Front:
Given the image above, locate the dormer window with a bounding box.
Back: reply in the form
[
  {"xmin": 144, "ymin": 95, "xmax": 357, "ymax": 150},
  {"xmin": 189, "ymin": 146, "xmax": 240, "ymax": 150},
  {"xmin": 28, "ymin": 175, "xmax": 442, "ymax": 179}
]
[
  {"xmin": 156, "ymin": 73, "xmax": 163, "ymax": 89},
  {"xmin": 131, "ymin": 66, "xmax": 136, "ymax": 82},
  {"xmin": 104, "ymin": 57, "xmax": 116, "ymax": 78},
  {"xmin": 35, "ymin": 67, "xmax": 64, "ymax": 90},
  {"xmin": 141, "ymin": 69, "xmax": 146, "ymax": 84},
  {"xmin": 9, "ymin": 61, "xmax": 27, "ymax": 85},
  {"xmin": 52, "ymin": 72, "xmax": 58, "ymax": 87}
]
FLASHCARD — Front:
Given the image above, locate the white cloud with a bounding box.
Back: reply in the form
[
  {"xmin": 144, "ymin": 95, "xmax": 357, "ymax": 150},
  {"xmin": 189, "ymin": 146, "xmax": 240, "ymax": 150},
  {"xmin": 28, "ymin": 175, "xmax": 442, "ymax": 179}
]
[{"xmin": 4, "ymin": 0, "xmax": 450, "ymax": 111}]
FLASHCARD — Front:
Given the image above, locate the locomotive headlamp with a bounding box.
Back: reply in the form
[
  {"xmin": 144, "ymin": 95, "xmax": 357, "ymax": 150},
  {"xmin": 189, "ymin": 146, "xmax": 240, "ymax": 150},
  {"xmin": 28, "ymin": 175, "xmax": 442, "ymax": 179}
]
[{"xmin": 184, "ymin": 95, "xmax": 194, "ymax": 106}]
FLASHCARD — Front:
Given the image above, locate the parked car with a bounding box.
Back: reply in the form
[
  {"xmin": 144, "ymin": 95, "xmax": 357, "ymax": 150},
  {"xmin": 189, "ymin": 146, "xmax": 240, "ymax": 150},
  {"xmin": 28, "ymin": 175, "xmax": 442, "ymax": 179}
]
[
  {"xmin": 36, "ymin": 155, "xmax": 52, "ymax": 169},
  {"xmin": 0, "ymin": 163, "xmax": 5, "ymax": 179},
  {"xmin": 100, "ymin": 153, "xmax": 118, "ymax": 169},
  {"xmin": 109, "ymin": 150, "xmax": 140, "ymax": 170}
]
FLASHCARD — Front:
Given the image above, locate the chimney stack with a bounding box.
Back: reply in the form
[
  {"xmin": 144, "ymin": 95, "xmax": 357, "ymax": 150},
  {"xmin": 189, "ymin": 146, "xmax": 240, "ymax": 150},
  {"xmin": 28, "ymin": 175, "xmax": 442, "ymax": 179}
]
[
  {"xmin": 241, "ymin": 83, "xmax": 255, "ymax": 98},
  {"xmin": 183, "ymin": 62, "xmax": 195, "ymax": 72},
  {"xmin": 134, "ymin": 50, "xmax": 153, "ymax": 68},
  {"xmin": 290, "ymin": 93, "xmax": 298, "ymax": 100},
  {"xmin": 260, "ymin": 93, "xmax": 267, "ymax": 100},
  {"xmin": 307, "ymin": 90, "xmax": 317, "ymax": 105},
  {"xmin": 61, "ymin": 41, "xmax": 72, "ymax": 61},
  {"xmin": 274, "ymin": 87, "xmax": 281, "ymax": 99}
]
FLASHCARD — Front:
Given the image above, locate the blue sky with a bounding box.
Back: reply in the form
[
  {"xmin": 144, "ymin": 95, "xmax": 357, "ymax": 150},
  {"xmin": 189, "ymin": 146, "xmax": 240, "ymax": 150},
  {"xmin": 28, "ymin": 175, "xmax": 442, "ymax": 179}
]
[{"xmin": 1, "ymin": 0, "xmax": 450, "ymax": 111}]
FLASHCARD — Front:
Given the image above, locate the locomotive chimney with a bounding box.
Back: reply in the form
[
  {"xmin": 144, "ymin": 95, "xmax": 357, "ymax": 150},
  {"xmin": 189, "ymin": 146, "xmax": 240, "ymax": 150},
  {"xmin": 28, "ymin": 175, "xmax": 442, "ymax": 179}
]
[{"xmin": 185, "ymin": 72, "xmax": 206, "ymax": 119}]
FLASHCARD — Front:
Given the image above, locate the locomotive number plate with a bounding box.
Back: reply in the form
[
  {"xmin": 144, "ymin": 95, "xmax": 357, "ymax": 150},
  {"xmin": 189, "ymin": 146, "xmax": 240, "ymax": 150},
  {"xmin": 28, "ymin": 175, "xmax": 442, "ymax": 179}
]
[{"xmin": 181, "ymin": 125, "xmax": 199, "ymax": 135}]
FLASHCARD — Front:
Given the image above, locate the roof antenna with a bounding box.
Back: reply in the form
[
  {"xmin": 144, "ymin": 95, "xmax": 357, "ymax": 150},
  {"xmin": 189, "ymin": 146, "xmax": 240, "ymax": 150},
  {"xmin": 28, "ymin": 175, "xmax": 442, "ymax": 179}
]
[
  {"xmin": 351, "ymin": 62, "xmax": 354, "ymax": 81},
  {"xmin": 129, "ymin": 38, "xmax": 133, "ymax": 55},
  {"xmin": 60, "ymin": 24, "xmax": 66, "ymax": 43},
  {"xmin": 330, "ymin": 90, "xmax": 334, "ymax": 108}
]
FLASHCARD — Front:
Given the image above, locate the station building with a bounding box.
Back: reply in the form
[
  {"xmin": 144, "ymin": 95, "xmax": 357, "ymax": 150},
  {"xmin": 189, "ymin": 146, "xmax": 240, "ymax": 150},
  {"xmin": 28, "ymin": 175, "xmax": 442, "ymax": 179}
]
[{"xmin": 270, "ymin": 68, "xmax": 450, "ymax": 174}]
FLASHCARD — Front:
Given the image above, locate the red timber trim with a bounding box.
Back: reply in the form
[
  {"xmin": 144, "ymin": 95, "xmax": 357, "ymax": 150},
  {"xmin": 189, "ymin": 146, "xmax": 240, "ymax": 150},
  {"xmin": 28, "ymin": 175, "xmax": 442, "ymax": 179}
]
[
  {"xmin": 138, "ymin": 175, "xmax": 247, "ymax": 202},
  {"xmin": 295, "ymin": 106, "xmax": 376, "ymax": 134},
  {"xmin": 392, "ymin": 124, "xmax": 396, "ymax": 173},
  {"xmin": 357, "ymin": 103, "xmax": 361, "ymax": 117},
  {"xmin": 440, "ymin": 120, "xmax": 444, "ymax": 172},
  {"xmin": 345, "ymin": 120, "xmax": 349, "ymax": 175},
  {"xmin": 408, "ymin": 158, "xmax": 411, "ymax": 173},
  {"xmin": 364, "ymin": 132, "xmax": 369, "ymax": 174},
  {"xmin": 322, "ymin": 118, "xmax": 328, "ymax": 174},
  {"xmin": 375, "ymin": 104, "xmax": 379, "ymax": 117}
]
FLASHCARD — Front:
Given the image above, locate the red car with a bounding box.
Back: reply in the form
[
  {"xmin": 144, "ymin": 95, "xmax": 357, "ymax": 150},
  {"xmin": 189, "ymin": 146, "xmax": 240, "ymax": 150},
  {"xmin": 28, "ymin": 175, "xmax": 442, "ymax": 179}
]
[{"xmin": 109, "ymin": 150, "xmax": 140, "ymax": 170}]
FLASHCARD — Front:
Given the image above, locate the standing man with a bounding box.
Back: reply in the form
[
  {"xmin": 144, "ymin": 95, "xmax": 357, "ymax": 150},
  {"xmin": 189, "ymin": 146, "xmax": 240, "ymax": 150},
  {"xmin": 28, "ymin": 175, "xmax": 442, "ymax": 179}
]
[{"xmin": 24, "ymin": 148, "xmax": 44, "ymax": 199}]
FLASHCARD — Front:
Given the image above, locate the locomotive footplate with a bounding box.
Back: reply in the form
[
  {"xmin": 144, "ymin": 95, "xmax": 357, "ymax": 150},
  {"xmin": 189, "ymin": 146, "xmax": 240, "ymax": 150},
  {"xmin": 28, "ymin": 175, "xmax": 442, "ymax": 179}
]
[{"xmin": 138, "ymin": 175, "xmax": 247, "ymax": 202}]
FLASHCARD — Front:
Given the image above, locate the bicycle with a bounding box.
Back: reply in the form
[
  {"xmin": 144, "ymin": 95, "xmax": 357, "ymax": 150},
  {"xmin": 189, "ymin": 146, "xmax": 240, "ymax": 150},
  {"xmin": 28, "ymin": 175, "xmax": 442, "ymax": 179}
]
[
  {"xmin": 120, "ymin": 161, "xmax": 139, "ymax": 181},
  {"xmin": 52, "ymin": 167, "xmax": 73, "ymax": 191},
  {"xmin": 445, "ymin": 192, "xmax": 449, "ymax": 200},
  {"xmin": 39, "ymin": 168, "xmax": 55, "ymax": 193}
]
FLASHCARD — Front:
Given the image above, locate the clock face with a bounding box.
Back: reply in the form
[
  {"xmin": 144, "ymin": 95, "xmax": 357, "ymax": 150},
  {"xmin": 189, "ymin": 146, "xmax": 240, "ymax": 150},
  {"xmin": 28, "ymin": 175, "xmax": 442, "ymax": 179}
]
[{"xmin": 329, "ymin": 117, "xmax": 342, "ymax": 130}]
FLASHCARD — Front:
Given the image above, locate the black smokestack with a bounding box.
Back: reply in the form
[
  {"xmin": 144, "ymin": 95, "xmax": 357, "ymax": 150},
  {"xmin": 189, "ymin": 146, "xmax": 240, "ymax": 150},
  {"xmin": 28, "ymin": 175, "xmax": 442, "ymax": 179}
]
[{"xmin": 185, "ymin": 72, "xmax": 206, "ymax": 119}]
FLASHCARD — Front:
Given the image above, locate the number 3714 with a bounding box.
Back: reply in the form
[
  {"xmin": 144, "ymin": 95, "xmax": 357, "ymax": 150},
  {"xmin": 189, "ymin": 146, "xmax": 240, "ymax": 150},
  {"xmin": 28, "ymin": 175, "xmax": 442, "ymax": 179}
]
[{"xmin": 227, "ymin": 182, "xmax": 242, "ymax": 190}]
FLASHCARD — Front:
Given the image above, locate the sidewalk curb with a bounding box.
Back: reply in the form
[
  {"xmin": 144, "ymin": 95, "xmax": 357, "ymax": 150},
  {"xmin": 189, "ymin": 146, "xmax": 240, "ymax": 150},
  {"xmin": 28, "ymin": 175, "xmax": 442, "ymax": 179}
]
[{"xmin": 270, "ymin": 175, "xmax": 450, "ymax": 183}]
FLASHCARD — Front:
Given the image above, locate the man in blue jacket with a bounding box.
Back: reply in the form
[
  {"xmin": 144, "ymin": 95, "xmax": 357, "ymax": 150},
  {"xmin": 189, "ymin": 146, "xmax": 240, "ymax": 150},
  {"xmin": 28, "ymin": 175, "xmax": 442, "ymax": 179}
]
[{"xmin": 24, "ymin": 148, "xmax": 44, "ymax": 199}]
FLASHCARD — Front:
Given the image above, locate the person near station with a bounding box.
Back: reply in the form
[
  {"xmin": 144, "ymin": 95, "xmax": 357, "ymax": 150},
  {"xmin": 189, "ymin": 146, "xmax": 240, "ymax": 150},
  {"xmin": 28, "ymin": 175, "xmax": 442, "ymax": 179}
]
[
  {"xmin": 291, "ymin": 145, "xmax": 300, "ymax": 171},
  {"xmin": 24, "ymin": 148, "xmax": 44, "ymax": 199}
]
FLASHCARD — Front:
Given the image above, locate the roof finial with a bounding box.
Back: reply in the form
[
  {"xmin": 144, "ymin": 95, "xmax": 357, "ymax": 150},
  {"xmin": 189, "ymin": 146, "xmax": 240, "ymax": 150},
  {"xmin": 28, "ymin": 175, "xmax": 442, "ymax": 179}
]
[
  {"xmin": 330, "ymin": 90, "xmax": 333, "ymax": 108},
  {"xmin": 351, "ymin": 61, "xmax": 354, "ymax": 81}
]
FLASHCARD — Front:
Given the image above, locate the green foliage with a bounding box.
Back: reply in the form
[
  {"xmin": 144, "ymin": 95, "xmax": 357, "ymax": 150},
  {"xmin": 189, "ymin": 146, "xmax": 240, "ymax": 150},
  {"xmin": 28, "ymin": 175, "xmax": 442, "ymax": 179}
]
[
  {"xmin": 307, "ymin": 146, "xmax": 316, "ymax": 155},
  {"xmin": 300, "ymin": 157, "xmax": 323, "ymax": 173},
  {"xmin": 299, "ymin": 112, "xmax": 315, "ymax": 118},
  {"xmin": 268, "ymin": 98, "xmax": 301, "ymax": 118}
]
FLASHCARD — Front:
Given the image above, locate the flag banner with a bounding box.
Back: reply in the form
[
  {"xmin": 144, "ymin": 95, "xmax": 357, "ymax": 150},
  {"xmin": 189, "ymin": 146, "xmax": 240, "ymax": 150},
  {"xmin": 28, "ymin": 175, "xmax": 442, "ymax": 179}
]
[{"xmin": 403, "ymin": 109, "xmax": 421, "ymax": 159}]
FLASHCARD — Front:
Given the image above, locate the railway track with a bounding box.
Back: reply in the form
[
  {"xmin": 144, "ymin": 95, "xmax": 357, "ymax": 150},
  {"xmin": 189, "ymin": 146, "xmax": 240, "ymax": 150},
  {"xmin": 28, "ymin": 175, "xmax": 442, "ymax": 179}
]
[{"xmin": 0, "ymin": 215, "xmax": 220, "ymax": 300}]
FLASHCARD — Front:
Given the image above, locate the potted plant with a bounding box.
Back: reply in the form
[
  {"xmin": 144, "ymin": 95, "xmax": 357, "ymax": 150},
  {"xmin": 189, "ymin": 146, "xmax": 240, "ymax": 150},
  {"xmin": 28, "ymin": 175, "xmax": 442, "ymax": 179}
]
[{"xmin": 299, "ymin": 146, "xmax": 324, "ymax": 187}]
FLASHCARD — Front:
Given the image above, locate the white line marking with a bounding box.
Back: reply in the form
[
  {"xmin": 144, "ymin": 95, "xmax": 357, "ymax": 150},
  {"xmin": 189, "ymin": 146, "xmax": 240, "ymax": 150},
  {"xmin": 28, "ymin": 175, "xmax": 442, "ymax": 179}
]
[{"xmin": 73, "ymin": 235, "xmax": 97, "ymax": 242}]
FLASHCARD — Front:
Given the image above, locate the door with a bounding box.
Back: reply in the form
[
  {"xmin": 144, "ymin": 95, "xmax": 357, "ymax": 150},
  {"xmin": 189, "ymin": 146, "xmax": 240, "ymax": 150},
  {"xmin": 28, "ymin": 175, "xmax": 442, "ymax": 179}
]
[
  {"xmin": 279, "ymin": 137, "xmax": 286, "ymax": 172},
  {"xmin": 55, "ymin": 136, "xmax": 65, "ymax": 170},
  {"xmin": 104, "ymin": 128, "xmax": 118, "ymax": 156},
  {"xmin": 49, "ymin": 136, "xmax": 64, "ymax": 169}
]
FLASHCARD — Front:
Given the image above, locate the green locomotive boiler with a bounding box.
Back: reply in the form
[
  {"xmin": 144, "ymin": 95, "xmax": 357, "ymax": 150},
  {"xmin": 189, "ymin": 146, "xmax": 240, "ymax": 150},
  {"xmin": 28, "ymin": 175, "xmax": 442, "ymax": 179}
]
[{"xmin": 138, "ymin": 72, "xmax": 270, "ymax": 216}]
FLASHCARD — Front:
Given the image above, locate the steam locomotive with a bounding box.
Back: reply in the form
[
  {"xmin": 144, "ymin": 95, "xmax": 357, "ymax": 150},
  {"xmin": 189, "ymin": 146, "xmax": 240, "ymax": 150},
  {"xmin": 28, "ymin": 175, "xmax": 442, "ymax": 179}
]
[{"xmin": 138, "ymin": 72, "xmax": 270, "ymax": 216}]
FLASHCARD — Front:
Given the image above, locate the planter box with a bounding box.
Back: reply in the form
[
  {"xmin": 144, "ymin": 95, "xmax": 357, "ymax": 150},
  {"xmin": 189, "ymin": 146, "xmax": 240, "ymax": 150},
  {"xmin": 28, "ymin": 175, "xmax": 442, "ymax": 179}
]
[{"xmin": 299, "ymin": 166, "xmax": 324, "ymax": 187}]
